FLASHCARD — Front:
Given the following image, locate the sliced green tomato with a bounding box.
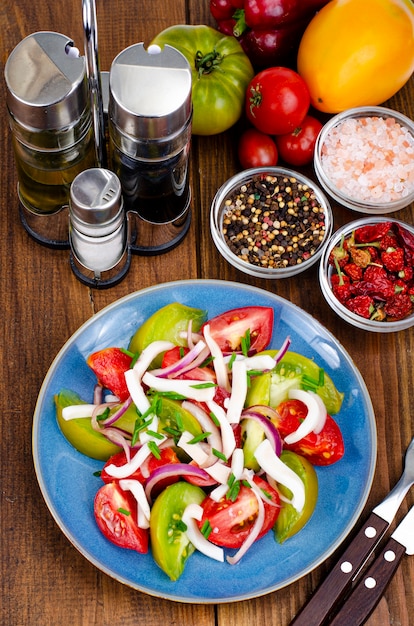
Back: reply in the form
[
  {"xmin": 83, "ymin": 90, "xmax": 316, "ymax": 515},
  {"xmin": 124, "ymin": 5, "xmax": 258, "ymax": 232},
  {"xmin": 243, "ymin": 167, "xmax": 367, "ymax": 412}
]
[
  {"xmin": 157, "ymin": 397, "xmax": 202, "ymax": 436},
  {"xmin": 55, "ymin": 390, "xmax": 122, "ymax": 461},
  {"xmin": 150, "ymin": 482, "xmax": 206, "ymax": 581},
  {"xmin": 246, "ymin": 350, "xmax": 344, "ymax": 415},
  {"xmin": 274, "ymin": 450, "xmax": 318, "ymax": 544},
  {"xmin": 241, "ymin": 418, "xmax": 266, "ymax": 472},
  {"xmin": 128, "ymin": 303, "xmax": 207, "ymax": 366}
]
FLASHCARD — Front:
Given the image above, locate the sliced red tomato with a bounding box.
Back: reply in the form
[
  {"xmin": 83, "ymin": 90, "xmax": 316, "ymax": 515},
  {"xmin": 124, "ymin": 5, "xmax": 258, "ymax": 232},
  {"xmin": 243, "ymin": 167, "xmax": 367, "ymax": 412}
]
[
  {"xmin": 100, "ymin": 447, "xmax": 180, "ymax": 487},
  {"xmin": 94, "ymin": 482, "xmax": 148, "ymax": 553},
  {"xmin": 273, "ymin": 399, "xmax": 344, "ymax": 466},
  {"xmin": 202, "ymin": 306, "xmax": 274, "ymax": 354},
  {"xmin": 198, "ymin": 475, "xmax": 280, "ymax": 548},
  {"xmin": 161, "ymin": 346, "xmax": 216, "ymax": 381},
  {"xmin": 87, "ymin": 347, "xmax": 132, "ymax": 401}
]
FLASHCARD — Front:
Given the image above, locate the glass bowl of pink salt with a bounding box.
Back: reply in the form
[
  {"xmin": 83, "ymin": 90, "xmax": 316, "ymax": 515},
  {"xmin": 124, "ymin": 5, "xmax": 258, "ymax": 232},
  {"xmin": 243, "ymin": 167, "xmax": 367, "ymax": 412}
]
[{"xmin": 314, "ymin": 106, "xmax": 414, "ymax": 214}]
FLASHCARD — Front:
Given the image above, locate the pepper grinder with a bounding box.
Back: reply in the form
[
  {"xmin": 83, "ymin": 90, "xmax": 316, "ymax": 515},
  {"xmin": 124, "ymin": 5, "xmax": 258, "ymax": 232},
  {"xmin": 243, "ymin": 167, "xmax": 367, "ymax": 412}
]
[
  {"xmin": 4, "ymin": 32, "xmax": 98, "ymax": 248},
  {"xmin": 108, "ymin": 43, "xmax": 193, "ymax": 255},
  {"xmin": 69, "ymin": 168, "xmax": 131, "ymax": 287}
]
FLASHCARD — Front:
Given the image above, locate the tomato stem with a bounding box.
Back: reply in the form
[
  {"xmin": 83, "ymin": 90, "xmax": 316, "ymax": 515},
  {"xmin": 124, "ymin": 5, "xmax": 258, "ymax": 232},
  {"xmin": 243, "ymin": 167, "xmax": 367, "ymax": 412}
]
[
  {"xmin": 248, "ymin": 85, "xmax": 262, "ymax": 118},
  {"xmin": 195, "ymin": 49, "xmax": 223, "ymax": 76}
]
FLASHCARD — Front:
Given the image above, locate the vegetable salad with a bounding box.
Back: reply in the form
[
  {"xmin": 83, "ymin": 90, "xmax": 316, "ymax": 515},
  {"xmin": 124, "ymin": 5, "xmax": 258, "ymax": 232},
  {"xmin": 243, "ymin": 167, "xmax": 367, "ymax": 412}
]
[{"xmin": 56, "ymin": 303, "xmax": 344, "ymax": 581}]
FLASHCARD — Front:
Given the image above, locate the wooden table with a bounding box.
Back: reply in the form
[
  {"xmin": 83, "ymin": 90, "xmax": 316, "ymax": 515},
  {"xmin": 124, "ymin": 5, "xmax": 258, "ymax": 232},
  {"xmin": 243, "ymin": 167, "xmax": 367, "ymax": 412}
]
[{"xmin": 1, "ymin": 1, "xmax": 413, "ymax": 624}]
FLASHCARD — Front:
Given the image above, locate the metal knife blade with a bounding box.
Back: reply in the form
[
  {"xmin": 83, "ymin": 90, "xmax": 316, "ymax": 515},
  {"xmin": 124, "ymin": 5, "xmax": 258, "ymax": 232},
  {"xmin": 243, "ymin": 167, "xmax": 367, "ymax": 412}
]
[
  {"xmin": 290, "ymin": 437, "xmax": 414, "ymax": 626},
  {"xmin": 329, "ymin": 505, "xmax": 414, "ymax": 626},
  {"xmin": 391, "ymin": 504, "xmax": 414, "ymax": 554}
]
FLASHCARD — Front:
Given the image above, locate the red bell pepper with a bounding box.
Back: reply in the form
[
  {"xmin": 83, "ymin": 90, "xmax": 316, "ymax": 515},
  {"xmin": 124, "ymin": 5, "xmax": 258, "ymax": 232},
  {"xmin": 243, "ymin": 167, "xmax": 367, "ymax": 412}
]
[{"xmin": 210, "ymin": 0, "xmax": 330, "ymax": 68}]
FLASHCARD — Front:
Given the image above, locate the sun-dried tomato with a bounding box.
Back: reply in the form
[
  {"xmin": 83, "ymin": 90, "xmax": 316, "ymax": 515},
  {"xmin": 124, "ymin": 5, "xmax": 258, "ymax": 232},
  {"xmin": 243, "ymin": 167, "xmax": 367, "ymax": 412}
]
[
  {"xmin": 346, "ymin": 295, "xmax": 374, "ymax": 319},
  {"xmin": 394, "ymin": 279, "xmax": 407, "ymax": 294},
  {"xmin": 329, "ymin": 221, "xmax": 414, "ymax": 323},
  {"xmin": 354, "ymin": 222, "xmax": 392, "ymax": 244},
  {"xmin": 399, "ymin": 266, "xmax": 414, "ymax": 282},
  {"xmin": 332, "ymin": 283, "xmax": 354, "ymax": 304},
  {"xmin": 330, "ymin": 273, "xmax": 350, "ymax": 286},
  {"xmin": 350, "ymin": 247, "xmax": 371, "ymax": 268},
  {"xmin": 379, "ymin": 234, "xmax": 398, "ymax": 251},
  {"xmin": 395, "ymin": 223, "xmax": 414, "ymax": 265},
  {"xmin": 328, "ymin": 245, "xmax": 349, "ymax": 267},
  {"xmin": 395, "ymin": 223, "xmax": 414, "ymax": 252},
  {"xmin": 384, "ymin": 293, "xmax": 413, "ymax": 320},
  {"xmin": 344, "ymin": 263, "xmax": 363, "ymax": 281},
  {"xmin": 381, "ymin": 247, "xmax": 405, "ymax": 272},
  {"xmin": 354, "ymin": 277, "xmax": 395, "ymax": 301},
  {"xmin": 366, "ymin": 246, "xmax": 380, "ymax": 262},
  {"xmin": 363, "ymin": 265, "xmax": 388, "ymax": 282}
]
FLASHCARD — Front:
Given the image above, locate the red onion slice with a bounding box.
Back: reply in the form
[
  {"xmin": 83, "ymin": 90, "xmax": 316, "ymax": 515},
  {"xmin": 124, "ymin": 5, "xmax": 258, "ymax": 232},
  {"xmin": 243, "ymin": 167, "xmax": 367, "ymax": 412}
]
[
  {"xmin": 275, "ymin": 336, "xmax": 291, "ymax": 363},
  {"xmin": 150, "ymin": 340, "xmax": 209, "ymax": 378},
  {"xmin": 241, "ymin": 410, "xmax": 282, "ymax": 457},
  {"xmin": 144, "ymin": 463, "xmax": 211, "ymax": 501}
]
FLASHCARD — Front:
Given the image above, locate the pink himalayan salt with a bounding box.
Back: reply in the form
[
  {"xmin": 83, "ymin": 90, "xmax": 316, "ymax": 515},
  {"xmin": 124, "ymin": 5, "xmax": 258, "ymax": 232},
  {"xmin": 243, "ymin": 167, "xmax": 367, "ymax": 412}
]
[{"xmin": 320, "ymin": 116, "xmax": 414, "ymax": 204}]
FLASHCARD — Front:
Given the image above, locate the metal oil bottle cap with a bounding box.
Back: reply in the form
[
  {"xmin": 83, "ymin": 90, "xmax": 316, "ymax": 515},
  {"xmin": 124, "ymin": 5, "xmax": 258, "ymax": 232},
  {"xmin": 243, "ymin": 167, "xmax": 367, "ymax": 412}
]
[
  {"xmin": 5, "ymin": 31, "xmax": 88, "ymax": 130},
  {"xmin": 70, "ymin": 168, "xmax": 123, "ymax": 237},
  {"xmin": 109, "ymin": 43, "xmax": 192, "ymax": 140}
]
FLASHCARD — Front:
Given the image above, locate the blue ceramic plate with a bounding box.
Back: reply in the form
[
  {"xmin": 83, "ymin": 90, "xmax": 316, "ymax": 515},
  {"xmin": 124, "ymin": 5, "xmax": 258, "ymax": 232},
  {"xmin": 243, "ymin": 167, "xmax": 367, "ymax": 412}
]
[{"xmin": 32, "ymin": 279, "xmax": 376, "ymax": 603}]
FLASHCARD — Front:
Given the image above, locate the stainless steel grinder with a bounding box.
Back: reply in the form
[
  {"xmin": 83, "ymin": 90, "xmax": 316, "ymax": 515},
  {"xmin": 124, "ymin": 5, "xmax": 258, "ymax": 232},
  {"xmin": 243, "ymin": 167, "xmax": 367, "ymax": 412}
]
[{"xmin": 108, "ymin": 42, "xmax": 193, "ymax": 255}]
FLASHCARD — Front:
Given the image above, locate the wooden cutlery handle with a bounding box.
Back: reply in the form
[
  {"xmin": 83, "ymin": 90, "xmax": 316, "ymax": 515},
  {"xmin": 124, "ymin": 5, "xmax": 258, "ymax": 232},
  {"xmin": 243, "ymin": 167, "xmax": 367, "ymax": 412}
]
[
  {"xmin": 329, "ymin": 537, "xmax": 406, "ymax": 626},
  {"xmin": 290, "ymin": 513, "xmax": 389, "ymax": 626}
]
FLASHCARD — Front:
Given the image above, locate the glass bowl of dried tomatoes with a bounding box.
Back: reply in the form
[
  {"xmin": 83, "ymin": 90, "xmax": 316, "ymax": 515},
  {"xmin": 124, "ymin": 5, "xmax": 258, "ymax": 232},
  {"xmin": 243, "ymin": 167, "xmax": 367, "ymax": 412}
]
[
  {"xmin": 319, "ymin": 217, "xmax": 414, "ymax": 331},
  {"xmin": 210, "ymin": 166, "xmax": 333, "ymax": 279},
  {"xmin": 314, "ymin": 106, "xmax": 414, "ymax": 214}
]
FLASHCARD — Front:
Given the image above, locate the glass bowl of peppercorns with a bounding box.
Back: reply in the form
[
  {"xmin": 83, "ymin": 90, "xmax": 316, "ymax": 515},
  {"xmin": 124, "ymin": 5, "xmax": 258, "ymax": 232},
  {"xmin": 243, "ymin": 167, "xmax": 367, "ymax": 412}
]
[
  {"xmin": 210, "ymin": 167, "xmax": 333, "ymax": 279},
  {"xmin": 319, "ymin": 217, "xmax": 414, "ymax": 332}
]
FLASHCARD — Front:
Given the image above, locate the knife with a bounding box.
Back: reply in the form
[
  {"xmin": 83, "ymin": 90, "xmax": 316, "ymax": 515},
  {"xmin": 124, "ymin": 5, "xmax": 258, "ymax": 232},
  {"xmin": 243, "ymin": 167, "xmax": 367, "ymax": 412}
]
[
  {"xmin": 329, "ymin": 504, "xmax": 414, "ymax": 626},
  {"xmin": 290, "ymin": 437, "xmax": 414, "ymax": 626}
]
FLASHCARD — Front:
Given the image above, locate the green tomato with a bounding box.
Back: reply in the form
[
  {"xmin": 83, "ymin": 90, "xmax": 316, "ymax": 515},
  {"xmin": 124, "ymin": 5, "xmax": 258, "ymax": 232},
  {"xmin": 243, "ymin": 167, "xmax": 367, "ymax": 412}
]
[
  {"xmin": 157, "ymin": 396, "xmax": 202, "ymax": 459},
  {"xmin": 55, "ymin": 390, "xmax": 124, "ymax": 461},
  {"xmin": 274, "ymin": 450, "xmax": 318, "ymax": 544},
  {"xmin": 128, "ymin": 302, "xmax": 206, "ymax": 366},
  {"xmin": 246, "ymin": 350, "xmax": 344, "ymax": 415},
  {"xmin": 122, "ymin": 395, "xmax": 203, "ymax": 461},
  {"xmin": 150, "ymin": 482, "xmax": 206, "ymax": 581},
  {"xmin": 151, "ymin": 25, "xmax": 254, "ymax": 135}
]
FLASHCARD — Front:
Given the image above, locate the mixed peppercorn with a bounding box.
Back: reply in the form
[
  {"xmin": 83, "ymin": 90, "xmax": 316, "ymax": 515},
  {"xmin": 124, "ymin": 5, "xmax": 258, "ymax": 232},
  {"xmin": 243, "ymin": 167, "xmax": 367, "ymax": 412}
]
[
  {"xmin": 222, "ymin": 174, "xmax": 327, "ymax": 270},
  {"xmin": 328, "ymin": 221, "xmax": 414, "ymax": 322}
]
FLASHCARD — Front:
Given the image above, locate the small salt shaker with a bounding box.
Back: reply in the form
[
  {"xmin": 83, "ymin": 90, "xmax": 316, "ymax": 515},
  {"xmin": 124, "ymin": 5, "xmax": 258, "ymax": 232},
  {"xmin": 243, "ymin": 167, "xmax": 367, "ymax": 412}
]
[{"xmin": 69, "ymin": 168, "xmax": 131, "ymax": 287}]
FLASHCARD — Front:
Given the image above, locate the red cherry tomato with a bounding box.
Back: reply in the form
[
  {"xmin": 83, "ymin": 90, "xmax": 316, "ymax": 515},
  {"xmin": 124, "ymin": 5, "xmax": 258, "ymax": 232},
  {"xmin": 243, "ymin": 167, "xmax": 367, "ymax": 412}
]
[
  {"xmin": 198, "ymin": 476, "xmax": 280, "ymax": 548},
  {"xmin": 94, "ymin": 482, "xmax": 149, "ymax": 553},
  {"xmin": 238, "ymin": 128, "xmax": 278, "ymax": 169},
  {"xmin": 202, "ymin": 306, "xmax": 274, "ymax": 354},
  {"xmin": 276, "ymin": 115, "xmax": 323, "ymax": 166},
  {"xmin": 273, "ymin": 399, "xmax": 345, "ymax": 466},
  {"xmin": 245, "ymin": 67, "xmax": 310, "ymax": 135}
]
